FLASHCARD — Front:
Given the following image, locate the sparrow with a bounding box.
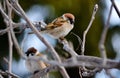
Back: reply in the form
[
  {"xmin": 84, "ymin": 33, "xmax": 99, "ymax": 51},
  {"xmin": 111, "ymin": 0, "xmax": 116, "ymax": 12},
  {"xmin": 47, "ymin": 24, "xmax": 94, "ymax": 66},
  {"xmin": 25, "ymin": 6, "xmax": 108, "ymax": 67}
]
[
  {"xmin": 25, "ymin": 47, "xmax": 49, "ymax": 74},
  {"xmin": 41, "ymin": 13, "xmax": 75, "ymax": 39}
]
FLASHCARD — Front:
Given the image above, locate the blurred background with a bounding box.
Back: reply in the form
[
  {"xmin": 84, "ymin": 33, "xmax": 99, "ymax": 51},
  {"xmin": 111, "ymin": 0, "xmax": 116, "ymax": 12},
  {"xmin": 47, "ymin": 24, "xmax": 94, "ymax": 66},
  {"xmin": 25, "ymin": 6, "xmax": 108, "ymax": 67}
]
[{"xmin": 0, "ymin": 0, "xmax": 120, "ymax": 78}]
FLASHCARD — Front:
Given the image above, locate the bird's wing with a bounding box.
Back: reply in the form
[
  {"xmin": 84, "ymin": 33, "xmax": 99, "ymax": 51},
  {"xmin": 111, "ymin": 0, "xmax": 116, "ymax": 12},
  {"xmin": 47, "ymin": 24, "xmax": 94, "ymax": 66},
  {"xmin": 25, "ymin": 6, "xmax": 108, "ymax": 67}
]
[{"xmin": 44, "ymin": 17, "xmax": 67, "ymax": 30}]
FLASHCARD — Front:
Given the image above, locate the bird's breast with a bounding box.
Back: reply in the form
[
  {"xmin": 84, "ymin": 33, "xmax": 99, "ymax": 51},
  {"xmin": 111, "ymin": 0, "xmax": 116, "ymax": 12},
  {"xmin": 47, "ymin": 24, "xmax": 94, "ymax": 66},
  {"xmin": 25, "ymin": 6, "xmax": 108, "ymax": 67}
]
[
  {"xmin": 25, "ymin": 59, "xmax": 47, "ymax": 73},
  {"xmin": 47, "ymin": 23, "xmax": 73, "ymax": 39}
]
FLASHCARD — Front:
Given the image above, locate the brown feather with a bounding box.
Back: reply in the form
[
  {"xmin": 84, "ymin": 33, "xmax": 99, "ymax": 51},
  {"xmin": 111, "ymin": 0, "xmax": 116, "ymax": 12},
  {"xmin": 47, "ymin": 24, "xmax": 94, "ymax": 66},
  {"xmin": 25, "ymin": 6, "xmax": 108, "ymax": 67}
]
[{"xmin": 44, "ymin": 17, "xmax": 67, "ymax": 30}]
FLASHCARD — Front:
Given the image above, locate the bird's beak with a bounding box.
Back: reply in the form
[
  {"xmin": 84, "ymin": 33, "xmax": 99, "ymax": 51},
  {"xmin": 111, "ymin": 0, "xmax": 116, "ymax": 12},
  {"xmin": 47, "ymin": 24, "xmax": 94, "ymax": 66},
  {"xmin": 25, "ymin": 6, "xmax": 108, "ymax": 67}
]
[{"xmin": 25, "ymin": 52, "xmax": 29, "ymax": 56}]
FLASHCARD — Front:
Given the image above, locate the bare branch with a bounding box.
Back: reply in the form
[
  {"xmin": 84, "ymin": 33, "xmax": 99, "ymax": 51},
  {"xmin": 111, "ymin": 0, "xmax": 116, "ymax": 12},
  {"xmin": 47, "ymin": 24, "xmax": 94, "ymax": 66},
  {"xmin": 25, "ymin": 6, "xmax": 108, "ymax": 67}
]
[
  {"xmin": 31, "ymin": 66, "xmax": 57, "ymax": 78},
  {"xmin": 79, "ymin": 4, "xmax": 98, "ymax": 77},
  {"xmin": 3, "ymin": 57, "xmax": 9, "ymax": 64},
  {"xmin": 60, "ymin": 39, "xmax": 78, "ymax": 56},
  {"xmin": 111, "ymin": 0, "xmax": 120, "ymax": 18},
  {"xmin": 64, "ymin": 55, "xmax": 120, "ymax": 69},
  {"xmin": 0, "ymin": 74, "xmax": 4, "ymax": 78},
  {"xmin": 0, "ymin": 2, "xmax": 9, "ymax": 21},
  {"xmin": 29, "ymin": 55, "xmax": 120, "ymax": 69},
  {"xmin": 3, "ymin": 0, "xmax": 7, "ymax": 11},
  {"xmin": 6, "ymin": 0, "xmax": 13, "ymax": 77},
  {"xmin": 0, "ymin": 25, "xmax": 22, "ymax": 35},
  {"xmin": 0, "ymin": 22, "xmax": 43, "ymax": 35},
  {"xmin": 0, "ymin": 70, "xmax": 20, "ymax": 78},
  {"xmin": 79, "ymin": 67, "xmax": 83, "ymax": 78},
  {"xmin": 6, "ymin": 0, "xmax": 14, "ymax": 78},
  {"xmin": 81, "ymin": 4, "xmax": 98, "ymax": 55},
  {"xmin": 59, "ymin": 39, "xmax": 78, "ymax": 63},
  {"xmin": 99, "ymin": 4, "xmax": 113, "ymax": 65},
  {"xmin": 0, "ymin": 0, "xmax": 26, "ymax": 59},
  {"xmin": 70, "ymin": 32, "xmax": 82, "ymax": 51}
]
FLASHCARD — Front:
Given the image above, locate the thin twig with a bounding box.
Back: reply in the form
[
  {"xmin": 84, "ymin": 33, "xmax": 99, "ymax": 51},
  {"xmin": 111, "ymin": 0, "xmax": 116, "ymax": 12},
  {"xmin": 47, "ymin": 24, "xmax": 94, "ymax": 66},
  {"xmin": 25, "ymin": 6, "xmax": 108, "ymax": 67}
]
[
  {"xmin": 0, "ymin": 23, "xmax": 23, "ymax": 35},
  {"xmin": 9, "ymin": 0, "xmax": 69, "ymax": 78},
  {"xmin": 0, "ymin": 3, "xmax": 9, "ymax": 21},
  {"xmin": 0, "ymin": 1, "xmax": 26, "ymax": 59},
  {"xmin": 9, "ymin": 13, "xmax": 26, "ymax": 59},
  {"xmin": 111, "ymin": 0, "xmax": 120, "ymax": 18},
  {"xmin": 0, "ymin": 25, "xmax": 22, "ymax": 35},
  {"xmin": 79, "ymin": 67, "xmax": 83, "ymax": 78},
  {"xmin": 29, "ymin": 54, "xmax": 120, "ymax": 69},
  {"xmin": 0, "ymin": 70, "xmax": 19, "ymax": 78},
  {"xmin": 6, "ymin": 71, "xmax": 20, "ymax": 78},
  {"xmin": 0, "ymin": 74, "xmax": 4, "ymax": 78},
  {"xmin": 64, "ymin": 55, "xmax": 120, "ymax": 69},
  {"xmin": 71, "ymin": 32, "xmax": 82, "ymax": 51},
  {"xmin": 7, "ymin": 0, "xmax": 22, "ymax": 17},
  {"xmin": 3, "ymin": 57, "xmax": 9, "ymax": 64},
  {"xmin": 8, "ymin": 9, "xmax": 13, "ymax": 78},
  {"xmin": 60, "ymin": 39, "xmax": 78, "ymax": 63},
  {"xmin": 0, "ymin": 22, "xmax": 42, "ymax": 35},
  {"xmin": 31, "ymin": 66, "xmax": 57, "ymax": 78},
  {"xmin": 81, "ymin": 4, "xmax": 98, "ymax": 55},
  {"xmin": 79, "ymin": 4, "xmax": 98, "ymax": 77},
  {"xmin": 3, "ymin": 0, "xmax": 7, "ymax": 11},
  {"xmin": 6, "ymin": 0, "xmax": 13, "ymax": 77},
  {"xmin": 98, "ymin": 4, "xmax": 113, "ymax": 65},
  {"xmin": 61, "ymin": 39, "xmax": 78, "ymax": 56}
]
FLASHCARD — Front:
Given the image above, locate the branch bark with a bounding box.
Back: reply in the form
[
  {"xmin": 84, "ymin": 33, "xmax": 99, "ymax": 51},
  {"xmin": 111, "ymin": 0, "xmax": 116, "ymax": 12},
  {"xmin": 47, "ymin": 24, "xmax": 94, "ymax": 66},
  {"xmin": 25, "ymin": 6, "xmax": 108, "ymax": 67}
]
[
  {"xmin": 0, "ymin": 70, "xmax": 19, "ymax": 78},
  {"xmin": 110, "ymin": 0, "xmax": 120, "ymax": 18},
  {"xmin": 98, "ymin": 4, "xmax": 113, "ymax": 65},
  {"xmin": 81, "ymin": 4, "xmax": 98, "ymax": 55}
]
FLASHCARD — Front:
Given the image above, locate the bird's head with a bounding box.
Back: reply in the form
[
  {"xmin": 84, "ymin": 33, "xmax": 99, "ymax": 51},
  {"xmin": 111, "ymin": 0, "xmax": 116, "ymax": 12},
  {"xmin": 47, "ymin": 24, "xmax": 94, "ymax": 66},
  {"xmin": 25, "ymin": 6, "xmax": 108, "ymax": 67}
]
[
  {"xmin": 25, "ymin": 47, "xmax": 40, "ymax": 57},
  {"xmin": 62, "ymin": 13, "xmax": 75, "ymax": 24}
]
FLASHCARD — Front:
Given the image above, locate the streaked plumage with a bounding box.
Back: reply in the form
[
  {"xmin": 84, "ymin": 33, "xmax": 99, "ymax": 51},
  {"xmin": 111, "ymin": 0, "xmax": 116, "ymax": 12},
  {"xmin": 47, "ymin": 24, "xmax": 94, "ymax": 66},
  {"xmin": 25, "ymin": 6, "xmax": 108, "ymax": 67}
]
[{"xmin": 41, "ymin": 13, "xmax": 75, "ymax": 39}]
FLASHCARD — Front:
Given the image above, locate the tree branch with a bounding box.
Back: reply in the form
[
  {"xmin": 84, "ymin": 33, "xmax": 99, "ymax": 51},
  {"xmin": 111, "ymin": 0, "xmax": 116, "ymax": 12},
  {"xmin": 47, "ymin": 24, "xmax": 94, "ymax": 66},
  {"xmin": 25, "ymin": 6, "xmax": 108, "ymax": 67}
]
[
  {"xmin": 0, "ymin": 22, "xmax": 45, "ymax": 35},
  {"xmin": 29, "ymin": 55, "xmax": 120, "ymax": 69},
  {"xmin": 31, "ymin": 66, "xmax": 57, "ymax": 78},
  {"xmin": 110, "ymin": 0, "xmax": 120, "ymax": 18},
  {"xmin": 0, "ymin": 1, "xmax": 26, "ymax": 59},
  {"xmin": 0, "ymin": 70, "xmax": 20, "ymax": 78},
  {"xmin": 6, "ymin": 0, "xmax": 13, "ymax": 78},
  {"xmin": 98, "ymin": 4, "xmax": 113, "ymax": 65},
  {"xmin": 81, "ymin": 4, "xmax": 98, "ymax": 55}
]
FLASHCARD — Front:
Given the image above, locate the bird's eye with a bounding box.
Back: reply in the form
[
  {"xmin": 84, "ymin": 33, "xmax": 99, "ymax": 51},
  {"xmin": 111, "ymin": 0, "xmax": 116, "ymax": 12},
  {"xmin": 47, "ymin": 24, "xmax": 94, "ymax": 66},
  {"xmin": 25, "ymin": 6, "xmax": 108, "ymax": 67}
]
[
  {"xmin": 31, "ymin": 53, "xmax": 34, "ymax": 56},
  {"xmin": 68, "ymin": 18, "xmax": 74, "ymax": 24}
]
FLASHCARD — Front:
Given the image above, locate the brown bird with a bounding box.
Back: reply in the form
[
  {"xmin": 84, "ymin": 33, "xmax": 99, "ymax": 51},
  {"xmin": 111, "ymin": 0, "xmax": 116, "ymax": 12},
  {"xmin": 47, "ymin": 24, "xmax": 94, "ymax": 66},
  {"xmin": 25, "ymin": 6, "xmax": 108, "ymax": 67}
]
[
  {"xmin": 41, "ymin": 13, "xmax": 75, "ymax": 39},
  {"xmin": 25, "ymin": 47, "xmax": 49, "ymax": 74}
]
